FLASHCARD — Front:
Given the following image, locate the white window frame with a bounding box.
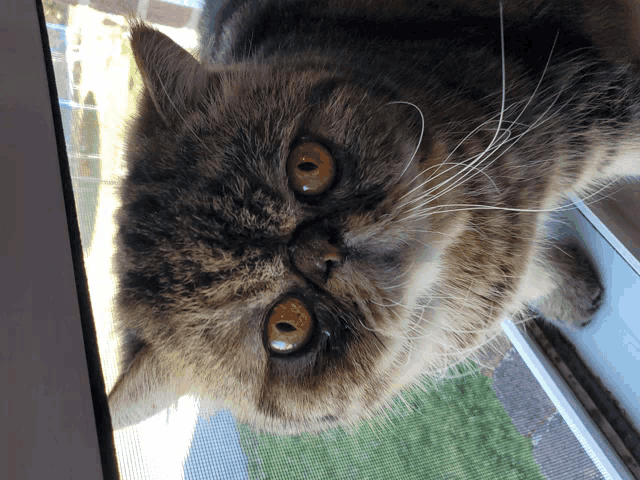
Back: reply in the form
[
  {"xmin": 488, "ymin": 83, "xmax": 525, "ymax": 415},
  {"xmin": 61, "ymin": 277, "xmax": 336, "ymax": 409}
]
[{"xmin": 503, "ymin": 197, "xmax": 640, "ymax": 480}]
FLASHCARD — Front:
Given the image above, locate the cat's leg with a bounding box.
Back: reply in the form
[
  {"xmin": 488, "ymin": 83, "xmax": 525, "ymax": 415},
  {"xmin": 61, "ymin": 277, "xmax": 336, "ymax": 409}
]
[{"xmin": 520, "ymin": 242, "xmax": 605, "ymax": 330}]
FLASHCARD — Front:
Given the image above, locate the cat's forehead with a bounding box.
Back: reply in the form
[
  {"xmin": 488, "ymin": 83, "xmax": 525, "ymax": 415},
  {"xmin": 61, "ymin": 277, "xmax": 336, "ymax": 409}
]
[
  {"xmin": 198, "ymin": 67, "xmax": 421, "ymax": 194},
  {"xmin": 218, "ymin": 68, "xmax": 341, "ymax": 102},
  {"xmin": 214, "ymin": 67, "xmax": 398, "ymax": 130}
]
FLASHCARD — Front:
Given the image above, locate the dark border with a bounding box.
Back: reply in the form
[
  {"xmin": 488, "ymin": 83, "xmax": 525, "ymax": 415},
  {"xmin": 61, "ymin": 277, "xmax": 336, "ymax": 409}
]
[{"xmin": 34, "ymin": 1, "xmax": 121, "ymax": 478}]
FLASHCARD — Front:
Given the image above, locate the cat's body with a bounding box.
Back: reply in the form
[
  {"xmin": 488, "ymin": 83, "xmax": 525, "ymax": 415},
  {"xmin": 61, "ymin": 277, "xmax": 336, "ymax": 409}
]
[{"xmin": 109, "ymin": 0, "xmax": 640, "ymax": 434}]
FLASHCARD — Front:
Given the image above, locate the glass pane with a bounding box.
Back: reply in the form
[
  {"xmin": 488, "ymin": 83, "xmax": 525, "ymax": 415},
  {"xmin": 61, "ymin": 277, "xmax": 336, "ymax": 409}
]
[{"xmin": 42, "ymin": 1, "xmax": 608, "ymax": 479}]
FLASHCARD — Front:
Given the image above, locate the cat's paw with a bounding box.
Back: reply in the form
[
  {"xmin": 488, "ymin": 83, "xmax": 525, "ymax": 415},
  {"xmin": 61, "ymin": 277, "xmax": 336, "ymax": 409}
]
[{"xmin": 533, "ymin": 243, "xmax": 604, "ymax": 330}]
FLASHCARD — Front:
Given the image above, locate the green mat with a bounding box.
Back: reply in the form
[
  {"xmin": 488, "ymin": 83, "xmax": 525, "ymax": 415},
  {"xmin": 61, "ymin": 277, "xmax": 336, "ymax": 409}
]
[{"xmin": 237, "ymin": 364, "xmax": 545, "ymax": 480}]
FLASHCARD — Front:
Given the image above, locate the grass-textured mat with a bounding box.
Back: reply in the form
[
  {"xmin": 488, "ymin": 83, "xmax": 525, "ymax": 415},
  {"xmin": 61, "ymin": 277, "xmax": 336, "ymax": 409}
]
[{"xmin": 237, "ymin": 364, "xmax": 545, "ymax": 480}]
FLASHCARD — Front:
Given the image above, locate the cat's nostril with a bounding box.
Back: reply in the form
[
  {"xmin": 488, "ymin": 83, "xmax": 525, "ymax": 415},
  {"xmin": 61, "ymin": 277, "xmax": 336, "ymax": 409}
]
[
  {"xmin": 321, "ymin": 244, "xmax": 343, "ymax": 274},
  {"xmin": 315, "ymin": 248, "xmax": 342, "ymax": 276},
  {"xmin": 314, "ymin": 260, "xmax": 329, "ymax": 276},
  {"xmin": 290, "ymin": 228, "xmax": 344, "ymax": 285},
  {"xmin": 323, "ymin": 245, "xmax": 343, "ymax": 265}
]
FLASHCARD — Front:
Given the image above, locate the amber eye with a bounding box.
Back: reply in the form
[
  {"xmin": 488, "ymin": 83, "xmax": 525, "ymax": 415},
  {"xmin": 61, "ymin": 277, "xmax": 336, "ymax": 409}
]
[
  {"xmin": 287, "ymin": 142, "xmax": 335, "ymax": 195},
  {"xmin": 266, "ymin": 297, "xmax": 314, "ymax": 354}
]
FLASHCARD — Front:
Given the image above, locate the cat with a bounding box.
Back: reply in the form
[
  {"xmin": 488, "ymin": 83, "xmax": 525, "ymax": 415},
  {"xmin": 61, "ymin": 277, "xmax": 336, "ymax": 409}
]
[{"xmin": 108, "ymin": 0, "xmax": 640, "ymax": 435}]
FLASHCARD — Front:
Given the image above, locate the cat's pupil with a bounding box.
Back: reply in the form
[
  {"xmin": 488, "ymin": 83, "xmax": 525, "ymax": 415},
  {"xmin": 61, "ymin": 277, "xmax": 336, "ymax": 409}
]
[
  {"xmin": 297, "ymin": 162, "xmax": 317, "ymax": 172},
  {"xmin": 276, "ymin": 322, "xmax": 297, "ymax": 332}
]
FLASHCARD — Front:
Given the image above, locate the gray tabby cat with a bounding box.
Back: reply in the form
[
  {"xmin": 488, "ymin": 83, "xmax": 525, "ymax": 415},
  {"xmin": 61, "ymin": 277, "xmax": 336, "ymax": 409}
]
[{"xmin": 108, "ymin": 0, "xmax": 640, "ymax": 434}]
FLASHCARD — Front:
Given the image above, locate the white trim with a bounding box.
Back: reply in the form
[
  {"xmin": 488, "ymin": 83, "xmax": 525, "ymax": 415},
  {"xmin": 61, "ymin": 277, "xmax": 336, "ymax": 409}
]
[
  {"xmin": 502, "ymin": 318, "xmax": 634, "ymax": 480},
  {"xmin": 570, "ymin": 195, "xmax": 640, "ymax": 277}
]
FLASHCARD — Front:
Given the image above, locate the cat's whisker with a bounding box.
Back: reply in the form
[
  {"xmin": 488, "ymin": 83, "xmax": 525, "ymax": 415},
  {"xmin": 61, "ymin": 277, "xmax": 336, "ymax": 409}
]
[
  {"xmin": 420, "ymin": 81, "xmax": 569, "ymax": 211},
  {"xmin": 397, "ymin": 118, "xmax": 492, "ymax": 202},
  {"xmin": 506, "ymin": 32, "xmax": 560, "ymax": 136},
  {"xmin": 387, "ymin": 100, "xmax": 426, "ymax": 180},
  {"xmin": 401, "ymin": 153, "xmax": 493, "ymax": 204},
  {"xmin": 398, "ymin": 113, "xmax": 513, "ymax": 204},
  {"xmin": 411, "ymin": 130, "xmax": 512, "ymax": 203},
  {"xmin": 484, "ymin": 1, "xmax": 512, "ymax": 156},
  {"xmin": 408, "ymin": 5, "xmax": 508, "ymax": 203},
  {"xmin": 396, "ymin": 391, "xmax": 418, "ymax": 416},
  {"xmin": 442, "ymin": 33, "xmax": 560, "ymax": 184},
  {"xmin": 405, "ymin": 135, "xmax": 562, "ymax": 218},
  {"xmin": 400, "ymin": 132, "xmax": 511, "ymax": 210},
  {"xmin": 377, "ymin": 259, "xmax": 418, "ymax": 290},
  {"xmin": 404, "ymin": 172, "xmax": 620, "ymax": 220},
  {"xmin": 399, "ymin": 160, "xmax": 502, "ymax": 214},
  {"xmin": 407, "ymin": 315, "xmax": 501, "ymax": 338},
  {"xmin": 377, "ymin": 279, "xmax": 414, "ymax": 291},
  {"xmin": 401, "ymin": 29, "xmax": 562, "ymax": 216},
  {"xmin": 430, "ymin": 110, "xmax": 509, "ymax": 176}
]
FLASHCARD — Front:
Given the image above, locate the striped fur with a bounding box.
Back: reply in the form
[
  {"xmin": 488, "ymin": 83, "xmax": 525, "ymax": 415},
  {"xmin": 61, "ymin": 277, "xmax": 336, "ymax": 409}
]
[{"xmin": 109, "ymin": 0, "xmax": 640, "ymax": 434}]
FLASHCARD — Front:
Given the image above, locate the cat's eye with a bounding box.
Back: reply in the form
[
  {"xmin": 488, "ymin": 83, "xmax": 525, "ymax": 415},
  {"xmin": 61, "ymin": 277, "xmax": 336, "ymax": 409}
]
[
  {"xmin": 266, "ymin": 297, "xmax": 314, "ymax": 354},
  {"xmin": 287, "ymin": 142, "xmax": 335, "ymax": 195}
]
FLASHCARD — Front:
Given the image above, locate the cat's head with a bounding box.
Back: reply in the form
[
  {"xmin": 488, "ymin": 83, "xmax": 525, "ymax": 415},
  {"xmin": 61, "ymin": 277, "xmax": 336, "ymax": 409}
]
[{"xmin": 108, "ymin": 23, "xmax": 463, "ymax": 434}]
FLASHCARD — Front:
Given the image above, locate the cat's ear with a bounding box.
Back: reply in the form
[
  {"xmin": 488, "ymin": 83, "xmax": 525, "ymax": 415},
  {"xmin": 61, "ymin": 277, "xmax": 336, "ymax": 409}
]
[
  {"xmin": 129, "ymin": 22, "xmax": 215, "ymax": 124},
  {"xmin": 108, "ymin": 342, "xmax": 193, "ymax": 429}
]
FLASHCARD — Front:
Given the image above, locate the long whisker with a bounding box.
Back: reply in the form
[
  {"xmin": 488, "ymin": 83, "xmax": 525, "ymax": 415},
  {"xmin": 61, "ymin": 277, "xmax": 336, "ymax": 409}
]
[
  {"xmin": 402, "ymin": 179, "xmax": 618, "ymax": 220},
  {"xmin": 403, "ymin": 83, "xmax": 569, "ymax": 216},
  {"xmin": 399, "ymin": 110, "xmax": 511, "ymax": 204},
  {"xmin": 412, "ymin": 3, "xmax": 508, "ymax": 202},
  {"xmin": 401, "ymin": 10, "xmax": 564, "ymax": 217},
  {"xmin": 489, "ymin": 0, "xmax": 507, "ymax": 155},
  {"xmin": 402, "ymin": 87, "xmax": 611, "ymax": 221},
  {"xmin": 401, "ymin": 160, "xmax": 502, "ymax": 214},
  {"xmin": 387, "ymin": 100, "xmax": 426, "ymax": 179}
]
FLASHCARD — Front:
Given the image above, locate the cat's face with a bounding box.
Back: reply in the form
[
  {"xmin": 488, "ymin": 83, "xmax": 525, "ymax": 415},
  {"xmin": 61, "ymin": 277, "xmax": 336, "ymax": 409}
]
[{"xmin": 110, "ymin": 24, "xmax": 462, "ymax": 434}]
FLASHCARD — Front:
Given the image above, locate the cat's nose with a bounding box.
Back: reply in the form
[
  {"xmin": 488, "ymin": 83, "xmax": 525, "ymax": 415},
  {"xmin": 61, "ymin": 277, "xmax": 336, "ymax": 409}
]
[{"xmin": 290, "ymin": 227, "xmax": 344, "ymax": 286}]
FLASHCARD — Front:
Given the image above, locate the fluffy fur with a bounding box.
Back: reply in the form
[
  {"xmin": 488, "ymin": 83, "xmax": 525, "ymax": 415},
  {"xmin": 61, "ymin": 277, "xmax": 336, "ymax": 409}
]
[{"xmin": 108, "ymin": 0, "xmax": 640, "ymax": 434}]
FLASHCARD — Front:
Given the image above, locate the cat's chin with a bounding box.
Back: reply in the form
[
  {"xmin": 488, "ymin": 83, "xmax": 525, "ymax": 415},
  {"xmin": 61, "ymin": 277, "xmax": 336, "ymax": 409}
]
[{"xmin": 208, "ymin": 392, "xmax": 400, "ymax": 436}]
